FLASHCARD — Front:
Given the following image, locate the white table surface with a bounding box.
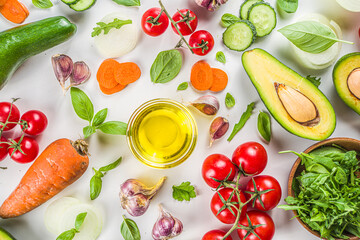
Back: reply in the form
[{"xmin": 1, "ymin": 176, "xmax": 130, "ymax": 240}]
[{"xmin": 0, "ymin": 0, "xmax": 359, "ymax": 239}]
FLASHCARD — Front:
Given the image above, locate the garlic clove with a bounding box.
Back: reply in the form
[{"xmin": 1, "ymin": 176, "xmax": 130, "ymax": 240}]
[
  {"xmin": 51, "ymin": 54, "xmax": 73, "ymax": 88},
  {"xmin": 195, "ymin": 0, "xmax": 211, "ymax": 8},
  {"xmin": 191, "ymin": 95, "xmax": 220, "ymax": 115},
  {"xmin": 152, "ymin": 204, "xmax": 183, "ymax": 240},
  {"xmin": 70, "ymin": 61, "xmax": 91, "ymax": 86},
  {"xmin": 210, "ymin": 117, "xmax": 229, "ymax": 146}
]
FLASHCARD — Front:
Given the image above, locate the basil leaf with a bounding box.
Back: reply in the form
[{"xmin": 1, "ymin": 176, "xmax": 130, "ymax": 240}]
[
  {"xmin": 277, "ymin": 0, "xmax": 298, "ymax": 13},
  {"xmin": 112, "ymin": 0, "xmax": 140, "ymax": 6},
  {"xmin": 257, "ymin": 111, "xmax": 271, "ymax": 142},
  {"xmin": 172, "ymin": 181, "xmax": 196, "ymax": 202},
  {"xmin": 151, "ymin": 49, "xmax": 182, "ymax": 83},
  {"xmin": 225, "ymin": 93, "xmax": 235, "ymax": 108},
  {"xmin": 120, "ymin": 215, "xmax": 141, "ymax": 240},
  {"xmin": 177, "ymin": 82, "xmax": 188, "ymax": 91},
  {"xmin": 32, "ymin": 0, "xmax": 53, "ymax": 8},
  {"xmin": 97, "ymin": 121, "xmax": 127, "ymax": 135},
  {"xmin": 216, "ymin": 51, "xmax": 226, "ymax": 64},
  {"xmin": 70, "ymin": 87, "xmax": 94, "ymax": 123},
  {"xmin": 75, "ymin": 212, "xmax": 87, "ymax": 231},
  {"xmin": 83, "ymin": 126, "xmax": 96, "ymax": 139},
  {"xmin": 306, "ymin": 75, "xmax": 321, "ymax": 88},
  {"xmin": 99, "ymin": 157, "xmax": 122, "ymax": 172},
  {"xmin": 227, "ymin": 102, "xmax": 255, "ymax": 141},
  {"xmin": 56, "ymin": 229, "xmax": 76, "ymax": 240},
  {"xmin": 92, "ymin": 108, "xmax": 108, "ymax": 127},
  {"xmin": 220, "ymin": 13, "xmax": 240, "ymax": 28},
  {"xmin": 90, "ymin": 174, "xmax": 103, "ymax": 200},
  {"xmin": 278, "ymin": 21, "xmax": 353, "ymax": 54}
]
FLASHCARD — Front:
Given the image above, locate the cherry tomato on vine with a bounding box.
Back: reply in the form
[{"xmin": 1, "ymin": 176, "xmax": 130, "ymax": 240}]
[
  {"xmin": 171, "ymin": 9, "xmax": 198, "ymax": 36},
  {"xmin": 0, "ymin": 136, "xmax": 8, "ymax": 161},
  {"xmin": 202, "ymin": 229, "xmax": 233, "ymax": 240},
  {"xmin": 232, "ymin": 142, "xmax": 267, "ymax": 175},
  {"xmin": 0, "ymin": 102, "xmax": 20, "ymax": 131},
  {"xmin": 20, "ymin": 110, "xmax": 48, "ymax": 136},
  {"xmin": 245, "ymin": 175, "xmax": 282, "ymax": 211},
  {"xmin": 237, "ymin": 210, "xmax": 275, "ymax": 240},
  {"xmin": 8, "ymin": 136, "xmax": 39, "ymax": 163},
  {"xmin": 189, "ymin": 30, "xmax": 214, "ymax": 56},
  {"xmin": 202, "ymin": 154, "xmax": 237, "ymax": 188},
  {"xmin": 141, "ymin": 8, "xmax": 169, "ymax": 37},
  {"xmin": 211, "ymin": 187, "xmax": 247, "ymax": 224}
]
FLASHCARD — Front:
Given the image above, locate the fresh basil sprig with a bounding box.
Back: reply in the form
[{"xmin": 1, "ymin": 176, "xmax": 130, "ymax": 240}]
[
  {"xmin": 70, "ymin": 87, "xmax": 127, "ymax": 138},
  {"xmin": 225, "ymin": 93, "xmax": 235, "ymax": 108},
  {"xmin": 277, "ymin": 0, "xmax": 298, "ymax": 13},
  {"xmin": 32, "ymin": 0, "xmax": 53, "ymax": 9},
  {"xmin": 220, "ymin": 13, "xmax": 240, "ymax": 28},
  {"xmin": 278, "ymin": 21, "xmax": 353, "ymax": 54},
  {"xmin": 90, "ymin": 157, "xmax": 122, "ymax": 200},
  {"xmin": 56, "ymin": 212, "xmax": 87, "ymax": 240},
  {"xmin": 177, "ymin": 82, "xmax": 188, "ymax": 91},
  {"xmin": 91, "ymin": 19, "xmax": 132, "ymax": 37},
  {"xmin": 120, "ymin": 215, "xmax": 141, "ymax": 240},
  {"xmin": 172, "ymin": 181, "xmax": 196, "ymax": 202},
  {"xmin": 151, "ymin": 49, "xmax": 182, "ymax": 83},
  {"xmin": 227, "ymin": 102, "xmax": 255, "ymax": 141},
  {"xmin": 112, "ymin": 0, "xmax": 140, "ymax": 6},
  {"xmin": 257, "ymin": 111, "xmax": 271, "ymax": 142},
  {"xmin": 216, "ymin": 51, "xmax": 226, "ymax": 64}
]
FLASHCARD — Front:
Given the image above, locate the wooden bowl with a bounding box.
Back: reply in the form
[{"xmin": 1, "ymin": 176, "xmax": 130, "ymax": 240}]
[{"xmin": 288, "ymin": 137, "xmax": 360, "ymax": 240}]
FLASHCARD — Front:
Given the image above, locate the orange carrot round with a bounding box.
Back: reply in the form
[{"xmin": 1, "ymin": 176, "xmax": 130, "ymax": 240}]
[
  {"xmin": 96, "ymin": 59, "xmax": 121, "ymax": 89},
  {"xmin": 190, "ymin": 60, "xmax": 213, "ymax": 91},
  {"xmin": 0, "ymin": 0, "xmax": 29, "ymax": 24},
  {"xmin": 114, "ymin": 62, "xmax": 141, "ymax": 85},
  {"xmin": 99, "ymin": 83, "xmax": 126, "ymax": 95},
  {"xmin": 0, "ymin": 0, "xmax": 7, "ymax": 6},
  {"xmin": 0, "ymin": 138, "xmax": 89, "ymax": 219},
  {"xmin": 209, "ymin": 68, "xmax": 228, "ymax": 92}
]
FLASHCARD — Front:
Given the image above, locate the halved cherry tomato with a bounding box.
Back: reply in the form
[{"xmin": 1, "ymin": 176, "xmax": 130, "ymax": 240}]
[
  {"xmin": 237, "ymin": 210, "xmax": 275, "ymax": 240},
  {"xmin": 141, "ymin": 8, "xmax": 169, "ymax": 37},
  {"xmin": 232, "ymin": 142, "xmax": 267, "ymax": 175},
  {"xmin": 0, "ymin": 102, "xmax": 20, "ymax": 131},
  {"xmin": 202, "ymin": 229, "xmax": 233, "ymax": 240},
  {"xmin": 20, "ymin": 110, "xmax": 48, "ymax": 136},
  {"xmin": 202, "ymin": 154, "xmax": 237, "ymax": 188},
  {"xmin": 0, "ymin": 136, "xmax": 8, "ymax": 161},
  {"xmin": 8, "ymin": 136, "xmax": 39, "ymax": 163},
  {"xmin": 171, "ymin": 9, "xmax": 198, "ymax": 36},
  {"xmin": 189, "ymin": 30, "xmax": 214, "ymax": 56}
]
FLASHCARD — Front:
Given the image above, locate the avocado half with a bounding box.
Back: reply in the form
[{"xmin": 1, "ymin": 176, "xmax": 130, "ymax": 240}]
[
  {"xmin": 333, "ymin": 52, "xmax": 360, "ymax": 115},
  {"xmin": 0, "ymin": 227, "xmax": 16, "ymax": 240},
  {"xmin": 242, "ymin": 48, "xmax": 336, "ymax": 140}
]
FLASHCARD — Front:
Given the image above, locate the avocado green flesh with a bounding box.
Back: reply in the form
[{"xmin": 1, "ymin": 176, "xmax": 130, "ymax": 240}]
[
  {"xmin": 0, "ymin": 227, "xmax": 16, "ymax": 240},
  {"xmin": 242, "ymin": 48, "xmax": 336, "ymax": 140},
  {"xmin": 333, "ymin": 52, "xmax": 360, "ymax": 115}
]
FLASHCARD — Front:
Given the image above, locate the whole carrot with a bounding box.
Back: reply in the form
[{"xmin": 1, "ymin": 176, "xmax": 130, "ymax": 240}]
[{"xmin": 0, "ymin": 138, "xmax": 89, "ymax": 219}]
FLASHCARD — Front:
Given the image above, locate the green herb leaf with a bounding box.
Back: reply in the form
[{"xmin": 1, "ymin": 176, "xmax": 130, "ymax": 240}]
[
  {"xmin": 278, "ymin": 21, "xmax": 353, "ymax": 54},
  {"xmin": 83, "ymin": 126, "xmax": 96, "ymax": 139},
  {"xmin": 91, "ymin": 19, "xmax": 132, "ymax": 37},
  {"xmin": 277, "ymin": 0, "xmax": 298, "ymax": 13},
  {"xmin": 92, "ymin": 108, "xmax": 108, "ymax": 127},
  {"xmin": 151, "ymin": 49, "xmax": 182, "ymax": 83},
  {"xmin": 75, "ymin": 212, "xmax": 87, "ymax": 231},
  {"xmin": 112, "ymin": 0, "xmax": 140, "ymax": 6},
  {"xmin": 227, "ymin": 102, "xmax": 255, "ymax": 141},
  {"xmin": 306, "ymin": 75, "xmax": 321, "ymax": 88},
  {"xmin": 172, "ymin": 181, "xmax": 196, "ymax": 202},
  {"xmin": 97, "ymin": 121, "xmax": 127, "ymax": 135},
  {"xmin": 220, "ymin": 13, "xmax": 240, "ymax": 28},
  {"xmin": 225, "ymin": 93, "xmax": 235, "ymax": 108},
  {"xmin": 70, "ymin": 87, "xmax": 94, "ymax": 123},
  {"xmin": 216, "ymin": 51, "xmax": 226, "ymax": 64},
  {"xmin": 120, "ymin": 215, "xmax": 141, "ymax": 240},
  {"xmin": 99, "ymin": 157, "xmax": 122, "ymax": 172},
  {"xmin": 32, "ymin": 0, "xmax": 53, "ymax": 8},
  {"xmin": 90, "ymin": 173, "xmax": 103, "ymax": 200},
  {"xmin": 177, "ymin": 82, "xmax": 188, "ymax": 91},
  {"xmin": 56, "ymin": 229, "xmax": 76, "ymax": 240},
  {"xmin": 257, "ymin": 111, "xmax": 271, "ymax": 142}
]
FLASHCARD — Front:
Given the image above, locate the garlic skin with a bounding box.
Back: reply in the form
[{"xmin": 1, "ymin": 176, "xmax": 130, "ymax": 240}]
[
  {"xmin": 152, "ymin": 205, "xmax": 183, "ymax": 240},
  {"xmin": 71, "ymin": 61, "xmax": 91, "ymax": 86},
  {"xmin": 210, "ymin": 117, "xmax": 229, "ymax": 146},
  {"xmin": 195, "ymin": 0, "xmax": 228, "ymax": 11},
  {"xmin": 51, "ymin": 54, "xmax": 73, "ymax": 88},
  {"xmin": 191, "ymin": 95, "xmax": 220, "ymax": 116}
]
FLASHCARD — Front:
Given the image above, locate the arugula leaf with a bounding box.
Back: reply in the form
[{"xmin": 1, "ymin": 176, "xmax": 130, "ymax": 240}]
[
  {"xmin": 220, "ymin": 13, "xmax": 240, "ymax": 28},
  {"xmin": 225, "ymin": 93, "xmax": 235, "ymax": 108},
  {"xmin": 120, "ymin": 215, "xmax": 141, "ymax": 240},
  {"xmin": 97, "ymin": 121, "xmax": 127, "ymax": 135},
  {"xmin": 32, "ymin": 0, "xmax": 53, "ymax": 8},
  {"xmin": 227, "ymin": 102, "xmax": 255, "ymax": 141},
  {"xmin": 257, "ymin": 111, "xmax": 271, "ymax": 142},
  {"xmin": 277, "ymin": 0, "xmax": 298, "ymax": 13},
  {"xmin": 216, "ymin": 51, "xmax": 226, "ymax": 64},
  {"xmin": 172, "ymin": 181, "xmax": 196, "ymax": 202},
  {"xmin": 56, "ymin": 212, "xmax": 87, "ymax": 240},
  {"xmin": 151, "ymin": 49, "xmax": 182, "ymax": 83},
  {"xmin": 91, "ymin": 19, "xmax": 132, "ymax": 37},
  {"xmin": 70, "ymin": 87, "xmax": 94, "ymax": 123},
  {"xmin": 112, "ymin": 0, "xmax": 140, "ymax": 6},
  {"xmin": 177, "ymin": 82, "xmax": 188, "ymax": 91},
  {"xmin": 306, "ymin": 75, "xmax": 321, "ymax": 88}
]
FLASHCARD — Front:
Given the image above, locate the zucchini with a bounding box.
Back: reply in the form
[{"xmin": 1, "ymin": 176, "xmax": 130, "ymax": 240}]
[
  {"xmin": 69, "ymin": 0, "xmax": 96, "ymax": 11},
  {"xmin": 239, "ymin": 0, "xmax": 263, "ymax": 19},
  {"xmin": 61, "ymin": 0, "xmax": 79, "ymax": 5},
  {"xmin": 0, "ymin": 16, "xmax": 76, "ymax": 90},
  {"xmin": 223, "ymin": 20, "xmax": 257, "ymax": 51},
  {"xmin": 0, "ymin": 227, "xmax": 16, "ymax": 240},
  {"xmin": 248, "ymin": 2, "xmax": 276, "ymax": 37}
]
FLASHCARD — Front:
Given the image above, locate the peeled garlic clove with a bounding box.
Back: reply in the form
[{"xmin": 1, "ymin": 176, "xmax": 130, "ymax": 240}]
[
  {"xmin": 347, "ymin": 68, "xmax": 360, "ymax": 99},
  {"xmin": 52, "ymin": 54, "xmax": 73, "ymax": 87},
  {"xmin": 71, "ymin": 61, "xmax": 91, "ymax": 86},
  {"xmin": 152, "ymin": 205, "xmax": 183, "ymax": 240},
  {"xmin": 210, "ymin": 117, "xmax": 229, "ymax": 146},
  {"xmin": 191, "ymin": 95, "xmax": 220, "ymax": 115}
]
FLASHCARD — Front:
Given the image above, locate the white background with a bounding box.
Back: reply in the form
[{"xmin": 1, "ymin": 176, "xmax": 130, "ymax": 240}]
[{"xmin": 0, "ymin": 0, "xmax": 360, "ymax": 239}]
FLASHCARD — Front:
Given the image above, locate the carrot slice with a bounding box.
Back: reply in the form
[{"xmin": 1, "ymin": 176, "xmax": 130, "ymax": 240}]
[
  {"xmin": 0, "ymin": 0, "xmax": 29, "ymax": 24},
  {"xmin": 209, "ymin": 68, "xmax": 228, "ymax": 92},
  {"xmin": 99, "ymin": 83, "xmax": 126, "ymax": 95},
  {"xmin": 0, "ymin": 0, "xmax": 7, "ymax": 7},
  {"xmin": 96, "ymin": 59, "xmax": 121, "ymax": 89},
  {"xmin": 190, "ymin": 60, "xmax": 213, "ymax": 91},
  {"xmin": 114, "ymin": 62, "xmax": 141, "ymax": 85}
]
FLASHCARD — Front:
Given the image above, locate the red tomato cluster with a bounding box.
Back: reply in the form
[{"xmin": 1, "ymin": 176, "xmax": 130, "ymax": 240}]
[
  {"xmin": 141, "ymin": 7, "xmax": 214, "ymax": 56},
  {"xmin": 0, "ymin": 101, "xmax": 48, "ymax": 163},
  {"xmin": 201, "ymin": 142, "xmax": 281, "ymax": 240}
]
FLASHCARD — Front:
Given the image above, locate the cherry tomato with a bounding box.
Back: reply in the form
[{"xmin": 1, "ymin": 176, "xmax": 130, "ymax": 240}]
[
  {"xmin": 171, "ymin": 9, "xmax": 198, "ymax": 36},
  {"xmin": 0, "ymin": 136, "xmax": 8, "ymax": 161},
  {"xmin": 245, "ymin": 175, "xmax": 282, "ymax": 211},
  {"xmin": 8, "ymin": 136, "xmax": 39, "ymax": 163},
  {"xmin": 202, "ymin": 154, "xmax": 237, "ymax": 188},
  {"xmin": 202, "ymin": 230, "xmax": 233, "ymax": 240},
  {"xmin": 211, "ymin": 188, "xmax": 247, "ymax": 224},
  {"xmin": 189, "ymin": 30, "xmax": 214, "ymax": 56},
  {"xmin": 237, "ymin": 210, "xmax": 275, "ymax": 240},
  {"xmin": 20, "ymin": 110, "xmax": 48, "ymax": 136},
  {"xmin": 141, "ymin": 8, "xmax": 169, "ymax": 37},
  {"xmin": 232, "ymin": 142, "xmax": 267, "ymax": 175},
  {"xmin": 0, "ymin": 102, "xmax": 20, "ymax": 131}
]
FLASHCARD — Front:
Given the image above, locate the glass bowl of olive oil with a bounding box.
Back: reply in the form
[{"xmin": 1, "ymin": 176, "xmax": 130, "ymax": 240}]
[{"xmin": 127, "ymin": 98, "xmax": 198, "ymax": 169}]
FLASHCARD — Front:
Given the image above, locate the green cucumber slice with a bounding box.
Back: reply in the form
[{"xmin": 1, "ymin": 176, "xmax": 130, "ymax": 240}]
[
  {"xmin": 223, "ymin": 20, "xmax": 257, "ymax": 51},
  {"xmin": 240, "ymin": 0, "xmax": 263, "ymax": 19},
  {"xmin": 248, "ymin": 2, "xmax": 276, "ymax": 37},
  {"xmin": 69, "ymin": 0, "xmax": 96, "ymax": 11},
  {"xmin": 61, "ymin": 0, "xmax": 79, "ymax": 5}
]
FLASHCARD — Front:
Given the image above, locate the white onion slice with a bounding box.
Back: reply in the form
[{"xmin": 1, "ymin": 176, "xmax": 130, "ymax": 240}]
[{"xmin": 335, "ymin": 0, "xmax": 360, "ymax": 12}]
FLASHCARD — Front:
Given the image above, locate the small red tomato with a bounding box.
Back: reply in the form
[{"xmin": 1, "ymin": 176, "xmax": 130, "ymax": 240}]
[
  {"xmin": 232, "ymin": 142, "xmax": 267, "ymax": 175},
  {"xmin": 202, "ymin": 154, "xmax": 237, "ymax": 188},
  {"xmin": 237, "ymin": 210, "xmax": 275, "ymax": 240},
  {"xmin": 211, "ymin": 188, "xmax": 247, "ymax": 224},
  {"xmin": 189, "ymin": 30, "xmax": 214, "ymax": 56},
  {"xmin": 8, "ymin": 136, "xmax": 39, "ymax": 163},
  {"xmin": 0, "ymin": 102, "xmax": 20, "ymax": 131},
  {"xmin": 245, "ymin": 175, "xmax": 282, "ymax": 211},
  {"xmin": 0, "ymin": 136, "xmax": 8, "ymax": 161},
  {"xmin": 141, "ymin": 8, "xmax": 169, "ymax": 37},
  {"xmin": 171, "ymin": 9, "xmax": 198, "ymax": 36},
  {"xmin": 21, "ymin": 110, "xmax": 48, "ymax": 136},
  {"xmin": 202, "ymin": 229, "xmax": 233, "ymax": 240}
]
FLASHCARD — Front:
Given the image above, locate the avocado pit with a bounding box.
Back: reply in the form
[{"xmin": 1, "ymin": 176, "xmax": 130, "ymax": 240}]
[{"xmin": 347, "ymin": 68, "xmax": 360, "ymax": 100}]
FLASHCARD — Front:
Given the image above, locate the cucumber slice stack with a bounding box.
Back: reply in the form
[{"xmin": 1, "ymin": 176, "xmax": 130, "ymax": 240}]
[
  {"xmin": 61, "ymin": 0, "xmax": 96, "ymax": 11},
  {"xmin": 223, "ymin": 0, "xmax": 276, "ymax": 51}
]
